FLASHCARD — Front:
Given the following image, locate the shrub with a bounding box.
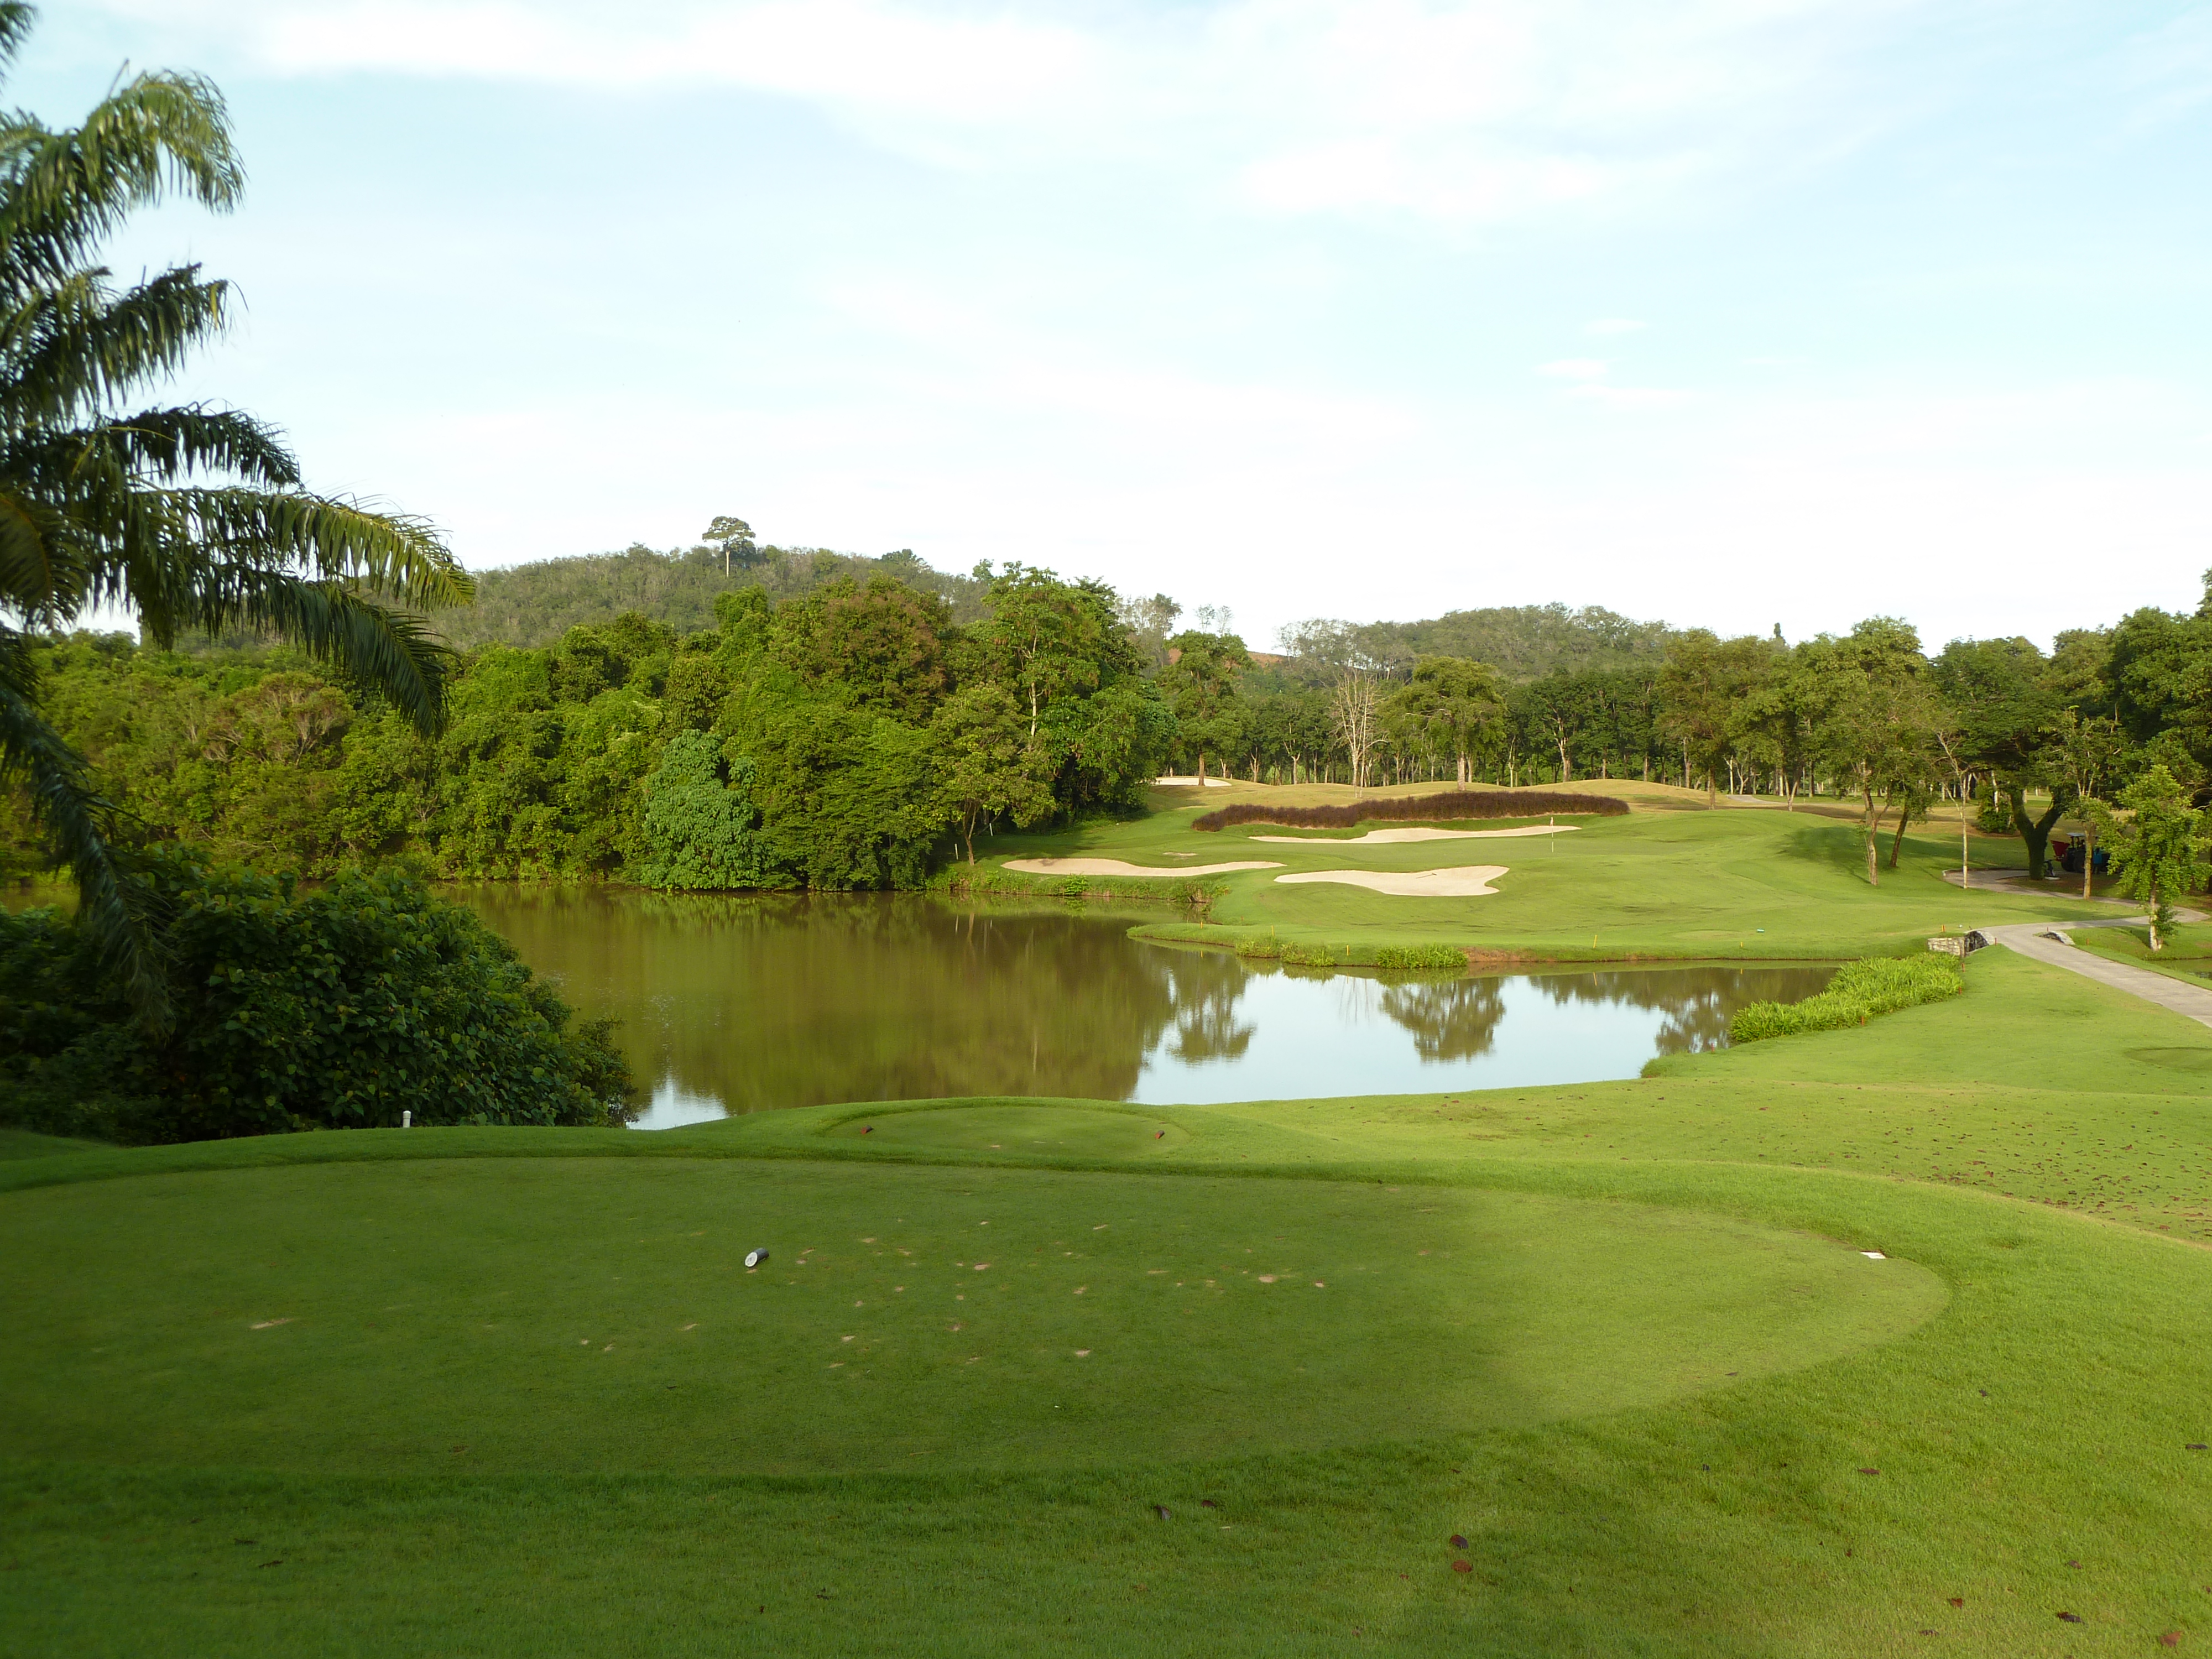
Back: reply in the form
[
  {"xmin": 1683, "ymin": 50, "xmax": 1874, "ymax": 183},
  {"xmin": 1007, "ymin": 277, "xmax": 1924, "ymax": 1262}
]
[
  {"xmin": 1728, "ymin": 954, "xmax": 1963, "ymax": 1045},
  {"xmin": 1193, "ymin": 789, "xmax": 1628, "ymax": 833},
  {"xmin": 0, "ymin": 860, "xmax": 638, "ymax": 1143},
  {"xmin": 1375, "ymin": 943, "xmax": 1468, "ymax": 971}
]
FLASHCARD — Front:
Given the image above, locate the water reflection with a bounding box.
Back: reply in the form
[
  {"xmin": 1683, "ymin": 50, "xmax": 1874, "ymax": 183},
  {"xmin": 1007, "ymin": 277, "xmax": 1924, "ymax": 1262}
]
[{"xmin": 453, "ymin": 888, "xmax": 1834, "ymax": 1128}]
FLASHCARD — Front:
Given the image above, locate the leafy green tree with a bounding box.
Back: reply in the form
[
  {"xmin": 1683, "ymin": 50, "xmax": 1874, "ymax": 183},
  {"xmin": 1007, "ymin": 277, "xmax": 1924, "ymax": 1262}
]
[
  {"xmin": 964, "ymin": 565, "xmax": 1167, "ymax": 811},
  {"xmin": 640, "ymin": 728, "xmax": 760, "ymax": 890},
  {"xmin": 930, "ymin": 682, "xmax": 1054, "ymax": 863},
  {"xmin": 1805, "ymin": 619, "xmax": 1940, "ymax": 888},
  {"xmin": 769, "ymin": 576, "xmax": 952, "ymax": 719},
  {"xmin": 2090, "ymin": 765, "xmax": 2208, "ymax": 951},
  {"xmin": 1934, "ymin": 637, "xmax": 2077, "ymax": 877},
  {"xmin": 702, "ymin": 514, "xmax": 758, "ymax": 576},
  {"xmin": 1383, "ymin": 657, "xmax": 1501, "ymax": 784},
  {"xmin": 1658, "ymin": 632, "xmax": 1778, "ymax": 801},
  {"xmin": 0, "ymin": 8, "xmax": 471, "ymax": 1023},
  {"xmin": 2043, "ymin": 708, "xmax": 2126, "ymax": 900},
  {"xmin": 1160, "ymin": 629, "xmax": 1251, "ymax": 783}
]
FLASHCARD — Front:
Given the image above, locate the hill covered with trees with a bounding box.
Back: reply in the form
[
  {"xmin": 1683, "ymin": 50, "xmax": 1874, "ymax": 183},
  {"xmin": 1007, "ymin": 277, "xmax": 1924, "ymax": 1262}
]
[{"xmin": 424, "ymin": 541, "xmax": 995, "ymax": 651}]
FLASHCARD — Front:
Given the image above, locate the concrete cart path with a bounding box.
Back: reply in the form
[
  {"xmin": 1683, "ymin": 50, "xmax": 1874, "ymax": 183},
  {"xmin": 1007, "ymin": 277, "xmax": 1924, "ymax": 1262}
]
[{"xmin": 1983, "ymin": 920, "xmax": 2212, "ymax": 1032}]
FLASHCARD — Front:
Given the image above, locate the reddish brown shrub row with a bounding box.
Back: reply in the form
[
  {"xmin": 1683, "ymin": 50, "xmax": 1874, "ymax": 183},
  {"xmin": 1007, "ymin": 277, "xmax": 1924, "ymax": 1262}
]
[{"xmin": 1192, "ymin": 789, "xmax": 1630, "ymax": 832}]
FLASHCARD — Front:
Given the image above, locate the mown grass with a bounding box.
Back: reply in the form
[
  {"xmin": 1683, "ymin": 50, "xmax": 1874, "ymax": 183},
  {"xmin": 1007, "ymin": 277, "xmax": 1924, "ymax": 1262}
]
[
  {"xmin": 9, "ymin": 939, "xmax": 2212, "ymax": 1655},
  {"xmin": 975, "ymin": 798, "xmax": 2115, "ymax": 964}
]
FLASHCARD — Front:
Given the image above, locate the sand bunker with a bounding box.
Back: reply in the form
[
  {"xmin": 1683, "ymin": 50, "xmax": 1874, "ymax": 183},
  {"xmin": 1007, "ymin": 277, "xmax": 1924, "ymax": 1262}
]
[
  {"xmin": 1249, "ymin": 825, "xmax": 1579, "ymax": 845},
  {"xmin": 1005, "ymin": 858, "xmax": 1283, "ymax": 878},
  {"xmin": 1274, "ymin": 865, "xmax": 1508, "ymax": 897}
]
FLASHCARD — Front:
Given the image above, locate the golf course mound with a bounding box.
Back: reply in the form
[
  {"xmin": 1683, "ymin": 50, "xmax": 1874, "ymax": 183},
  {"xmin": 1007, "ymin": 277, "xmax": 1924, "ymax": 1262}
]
[
  {"xmin": 0, "ymin": 1154, "xmax": 1943, "ymax": 1478},
  {"xmin": 828, "ymin": 1102, "xmax": 1193, "ymax": 1157}
]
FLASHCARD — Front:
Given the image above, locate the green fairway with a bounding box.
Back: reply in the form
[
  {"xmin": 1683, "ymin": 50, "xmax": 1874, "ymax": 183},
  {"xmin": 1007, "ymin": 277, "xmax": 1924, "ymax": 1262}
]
[
  {"xmin": 973, "ymin": 793, "xmax": 2121, "ymax": 963},
  {"xmin": 0, "ymin": 1158, "xmax": 1939, "ymax": 1477},
  {"xmin": 12, "ymin": 799, "xmax": 2212, "ymax": 1655}
]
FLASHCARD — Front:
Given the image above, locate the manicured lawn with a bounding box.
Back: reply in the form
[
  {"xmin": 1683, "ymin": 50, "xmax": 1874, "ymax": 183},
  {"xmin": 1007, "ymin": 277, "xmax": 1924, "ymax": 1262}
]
[
  {"xmin": 976, "ymin": 796, "xmax": 2118, "ymax": 963},
  {"xmin": 9, "ymin": 939, "xmax": 2212, "ymax": 1655}
]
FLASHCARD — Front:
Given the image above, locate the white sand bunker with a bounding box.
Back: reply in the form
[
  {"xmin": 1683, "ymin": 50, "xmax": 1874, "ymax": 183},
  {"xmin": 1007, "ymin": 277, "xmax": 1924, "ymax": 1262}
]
[
  {"xmin": 1275, "ymin": 865, "xmax": 1509, "ymax": 897},
  {"xmin": 1006, "ymin": 858, "xmax": 1283, "ymax": 878},
  {"xmin": 1250, "ymin": 825, "xmax": 1580, "ymax": 845}
]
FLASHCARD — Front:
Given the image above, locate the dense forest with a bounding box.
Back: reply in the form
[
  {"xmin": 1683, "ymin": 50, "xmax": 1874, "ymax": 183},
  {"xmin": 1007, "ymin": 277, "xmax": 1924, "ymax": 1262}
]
[{"xmin": 12, "ymin": 535, "xmax": 2210, "ymax": 895}]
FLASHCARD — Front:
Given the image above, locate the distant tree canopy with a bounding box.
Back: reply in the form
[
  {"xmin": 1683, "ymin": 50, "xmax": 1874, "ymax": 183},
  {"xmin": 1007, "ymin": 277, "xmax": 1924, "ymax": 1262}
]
[
  {"xmin": 407, "ymin": 542, "xmax": 994, "ymax": 653},
  {"xmin": 8, "ymin": 567, "xmax": 1171, "ymax": 890}
]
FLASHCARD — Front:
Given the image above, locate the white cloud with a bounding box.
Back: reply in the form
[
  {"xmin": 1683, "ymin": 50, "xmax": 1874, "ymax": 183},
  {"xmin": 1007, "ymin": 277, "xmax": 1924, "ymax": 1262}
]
[{"xmin": 87, "ymin": 0, "xmax": 1938, "ymax": 223}]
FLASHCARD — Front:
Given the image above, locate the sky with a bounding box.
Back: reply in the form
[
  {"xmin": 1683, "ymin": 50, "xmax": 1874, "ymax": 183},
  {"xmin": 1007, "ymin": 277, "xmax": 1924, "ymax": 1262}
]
[{"xmin": 20, "ymin": 0, "xmax": 2212, "ymax": 651}]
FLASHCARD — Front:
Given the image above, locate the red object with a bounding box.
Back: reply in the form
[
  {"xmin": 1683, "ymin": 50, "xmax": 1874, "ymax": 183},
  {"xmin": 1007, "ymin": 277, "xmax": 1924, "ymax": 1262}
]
[
  {"xmin": 1449, "ymin": 1535, "xmax": 1468, "ymax": 1549},
  {"xmin": 1451, "ymin": 1560, "xmax": 1472, "ymax": 1574}
]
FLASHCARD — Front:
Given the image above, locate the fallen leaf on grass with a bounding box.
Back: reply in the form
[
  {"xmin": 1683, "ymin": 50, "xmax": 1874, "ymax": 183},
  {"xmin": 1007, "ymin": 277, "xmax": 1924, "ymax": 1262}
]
[
  {"xmin": 2161, "ymin": 1634, "xmax": 2182, "ymax": 1648},
  {"xmin": 1858, "ymin": 1468, "xmax": 1880, "ymax": 1476},
  {"xmin": 258, "ymin": 1559, "xmax": 284, "ymax": 1568},
  {"xmin": 250, "ymin": 1319, "xmax": 291, "ymax": 1330},
  {"xmin": 1948, "ymin": 1598, "xmax": 1963, "ymax": 1608},
  {"xmin": 2189, "ymin": 1443, "xmax": 2208, "ymax": 1451},
  {"xmin": 679, "ymin": 1323, "xmax": 697, "ymax": 1332},
  {"xmin": 1257, "ymin": 1275, "xmax": 1276, "ymax": 1284},
  {"xmin": 1075, "ymin": 1349, "xmax": 1090, "ymax": 1357},
  {"xmin": 1450, "ymin": 1535, "xmax": 1468, "ymax": 1549},
  {"xmin": 1154, "ymin": 1505, "xmax": 1171, "ymax": 1520},
  {"xmin": 2057, "ymin": 1611, "xmax": 2083, "ymax": 1623},
  {"xmin": 1452, "ymin": 1561, "xmax": 1472, "ymax": 1574},
  {"xmin": 1201, "ymin": 1499, "xmax": 1218, "ymax": 1509}
]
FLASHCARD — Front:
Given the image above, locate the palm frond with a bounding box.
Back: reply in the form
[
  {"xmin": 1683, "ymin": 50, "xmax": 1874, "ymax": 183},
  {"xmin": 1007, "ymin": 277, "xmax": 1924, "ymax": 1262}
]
[
  {"xmin": 0, "ymin": 478, "xmax": 58, "ymax": 613},
  {"xmin": 154, "ymin": 568, "xmax": 458, "ymax": 735},
  {"xmin": 0, "ymin": 624, "xmax": 170, "ymax": 1029},
  {"xmin": 0, "ymin": 70, "xmax": 243, "ymax": 293},
  {"xmin": 0, "ymin": 264, "xmax": 234, "ymax": 428},
  {"xmin": 150, "ymin": 487, "xmax": 475, "ymax": 612},
  {"xmin": 0, "ymin": 5, "xmax": 29, "ymax": 67}
]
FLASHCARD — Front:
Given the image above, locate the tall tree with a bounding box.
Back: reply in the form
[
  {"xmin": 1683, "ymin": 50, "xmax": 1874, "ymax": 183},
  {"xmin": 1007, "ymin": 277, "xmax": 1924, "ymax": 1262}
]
[
  {"xmin": 0, "ymin": 6, "xmax": 471, "ymax": 1024},
  {"xmin": 1658, "ymin": 632, "xmax": 1777, "ymax": 802},
  {"xmin": 1806, "ymin": 619, "xmax": 1941, "ymax": 887},
  {"xmin": 1328, "ymin": 668, "xmax": 1380, "ymax": 790},
  {"xmin": 1159, "ymin": 629, "xmax": 1251, "ymax": 784},
  {"xmin": 1381, "ymin": 656, "xmax": 1500, "ymax": 784},
  {"xmin": 2090, "ymin": 765, "xmax": 2207, "ymax": 951},
  {"xmin": 1932, "ymin": 637, "xmax": 2074, "ymax": 878},
  {"xmin": 930, "ymin": 682, "xmax": 1054, "ymax": 864},
  {"xmin": 2043, "ymin": 708, "xmax": 2126, "ymax": 900}
]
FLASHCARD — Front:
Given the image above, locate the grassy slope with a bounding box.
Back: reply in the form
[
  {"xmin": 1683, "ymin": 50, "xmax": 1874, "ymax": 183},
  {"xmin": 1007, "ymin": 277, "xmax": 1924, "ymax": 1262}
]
[
  {"xmin": 9, "ymin": 940, "xmax": 2212, "ymax": 1656},
  {"xmin": 973, "ymin": 794, "xmax": 2118, "ymax": 963}
]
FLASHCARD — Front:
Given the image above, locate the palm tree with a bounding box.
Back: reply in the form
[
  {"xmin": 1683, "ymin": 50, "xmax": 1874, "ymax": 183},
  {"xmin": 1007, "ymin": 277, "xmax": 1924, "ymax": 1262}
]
[{"xmin": 0, "ymin": 2, "xmax": 473, "ymax": 1025}]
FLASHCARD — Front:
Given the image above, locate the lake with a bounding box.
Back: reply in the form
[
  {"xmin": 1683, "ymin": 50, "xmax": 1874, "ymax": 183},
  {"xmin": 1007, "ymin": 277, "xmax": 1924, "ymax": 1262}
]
[{"xmin": 457, "ymin": 888, "xmax": 1835, "ymax": 1130}]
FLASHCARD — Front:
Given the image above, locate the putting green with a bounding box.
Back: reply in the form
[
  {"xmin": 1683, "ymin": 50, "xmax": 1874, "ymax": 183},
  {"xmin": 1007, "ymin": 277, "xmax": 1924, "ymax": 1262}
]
[
  {"xmin": 825, "ymin": 1102, "xmax": 1192, "ymax": 1156},
  {"xmin": 0, "ymin": 1154, "xmax": 1943, "ymax": 1477}
]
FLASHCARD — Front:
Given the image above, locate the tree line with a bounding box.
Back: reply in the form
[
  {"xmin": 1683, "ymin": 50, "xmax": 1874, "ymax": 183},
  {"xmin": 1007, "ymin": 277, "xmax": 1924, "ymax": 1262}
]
[
  {"xmin": 18, "ymin": 568, "xmax": 2212, "ymax": 914},
  {"xmin": 6, "ymin": 565, "xmax": 1175, "ymax": 890}
]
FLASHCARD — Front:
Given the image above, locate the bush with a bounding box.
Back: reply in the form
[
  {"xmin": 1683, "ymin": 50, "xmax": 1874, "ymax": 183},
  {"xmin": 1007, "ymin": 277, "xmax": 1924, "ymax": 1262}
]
[
  {"xmin": 1375, "ymin": 943, "xmax": 1468, "ymax": 971},
  {"xmin": 1193, "ymin": 789, "xmax": 1629, "ymax": 832},
  {"xmin": 0, "ymin": 861, "xmax": 638, "ymax": 1143},
  {"xmin": 1728, "ymin": 954, "xmax": 1964, "ymax": 1045}
]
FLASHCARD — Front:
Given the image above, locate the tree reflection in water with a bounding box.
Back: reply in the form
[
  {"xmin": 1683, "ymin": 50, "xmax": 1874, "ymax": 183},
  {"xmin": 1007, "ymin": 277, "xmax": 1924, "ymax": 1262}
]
[
  {"xmin": 454, "ymin": 887, "xmax": 1838, "ymax": 1123},
  {"xmin": 1376, "ymin": 978, "xmax": 1510, "ymax": 1062},
  {"xmin": 1527, "ymin": 965, "xmax": 1838, "ymax": 1055}
]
